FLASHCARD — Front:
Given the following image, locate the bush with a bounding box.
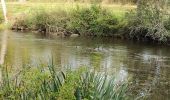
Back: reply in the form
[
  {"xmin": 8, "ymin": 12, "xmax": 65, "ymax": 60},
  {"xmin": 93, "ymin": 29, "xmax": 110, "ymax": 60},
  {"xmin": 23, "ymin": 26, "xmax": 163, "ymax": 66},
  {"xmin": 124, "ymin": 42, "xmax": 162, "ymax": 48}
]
[
  {"xmin": 125, "ymin": 9, "xmax": 170, "ymax": 42},
  {"xmin": 12, "ymin": 7, "xmax": 70, "ymax": 35},
  {"xmin": 12, "ymin": 5, "xmax": 122, "ymax": 37},
  {"xmin": 68, "ymin": 5, "xmax": 120, "ymax": 36},
  {"xmin": 124, "ymin": 0, "xmax": 170, "ymax": 42}
]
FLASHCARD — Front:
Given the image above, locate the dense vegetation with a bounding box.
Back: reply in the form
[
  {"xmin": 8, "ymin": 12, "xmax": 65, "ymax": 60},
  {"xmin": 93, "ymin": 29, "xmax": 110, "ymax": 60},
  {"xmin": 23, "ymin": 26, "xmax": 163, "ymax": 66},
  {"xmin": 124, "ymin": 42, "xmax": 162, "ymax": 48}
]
[
  {"xmin": 11, "ymin": 2, "xmax": 170, "ymax": 43},
  {"xmin": 0, "ymin": 63, "xmax": 127, "ymax": 99},
  {"xmin": 11, "ymin": 5, "xmax": 124, "ymax": 37},
  {"xmin": 125, "ymin": 0, "xmax": 170, "ymax": 42}
]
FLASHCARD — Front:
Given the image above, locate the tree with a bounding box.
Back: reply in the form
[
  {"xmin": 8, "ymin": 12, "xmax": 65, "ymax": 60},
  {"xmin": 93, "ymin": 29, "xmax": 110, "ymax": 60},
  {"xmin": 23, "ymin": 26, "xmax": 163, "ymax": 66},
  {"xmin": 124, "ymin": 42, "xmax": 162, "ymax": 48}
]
[
  {"xmin": 1, "ymin": 0, "xmax": 8, "ymax": 23},
  {"xmin": 129, "ymin": 0, "xmax": 170, "ymax": 42}
]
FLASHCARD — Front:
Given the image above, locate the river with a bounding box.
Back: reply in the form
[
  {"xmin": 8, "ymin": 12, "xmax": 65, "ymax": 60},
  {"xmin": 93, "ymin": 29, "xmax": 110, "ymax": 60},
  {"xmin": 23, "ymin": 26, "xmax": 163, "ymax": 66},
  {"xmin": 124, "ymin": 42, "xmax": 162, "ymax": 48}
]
[{"xmin": 0, "ymin": 31, "xmax": 169, "ymax": 99}]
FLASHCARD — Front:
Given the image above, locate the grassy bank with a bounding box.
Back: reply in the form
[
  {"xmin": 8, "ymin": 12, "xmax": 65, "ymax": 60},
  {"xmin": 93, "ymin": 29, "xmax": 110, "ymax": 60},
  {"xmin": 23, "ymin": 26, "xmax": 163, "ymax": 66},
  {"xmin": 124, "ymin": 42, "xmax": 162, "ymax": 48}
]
[
  {"xmin": 0, "ymin": 62, "xmax": 128, "ymax": 99},
  {"xmin": 1, "ymin": 2, "xmax": 170, "ymax": 43},
  {"xmin": 11, "ymin": 4, "xmax": 126, "ymax": 36}
]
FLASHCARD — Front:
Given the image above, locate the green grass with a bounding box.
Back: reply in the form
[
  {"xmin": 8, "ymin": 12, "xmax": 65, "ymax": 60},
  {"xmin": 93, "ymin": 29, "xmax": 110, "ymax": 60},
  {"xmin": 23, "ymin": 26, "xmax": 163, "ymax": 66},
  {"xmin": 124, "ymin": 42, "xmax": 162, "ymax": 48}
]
[
  {"xmin": 0, "ymin": 2, "xmax": 135, "ymax": 32},
  {"xmin": 0, "ymin": 2, "xmax": 135, "ymax": 19},
  {"xmin": 0, "ymin": 2, "xmax": 135, "ymax": 33},
  {"xmin": 10, "ymin": 4, "xmax": 127, "ymax": 36}
]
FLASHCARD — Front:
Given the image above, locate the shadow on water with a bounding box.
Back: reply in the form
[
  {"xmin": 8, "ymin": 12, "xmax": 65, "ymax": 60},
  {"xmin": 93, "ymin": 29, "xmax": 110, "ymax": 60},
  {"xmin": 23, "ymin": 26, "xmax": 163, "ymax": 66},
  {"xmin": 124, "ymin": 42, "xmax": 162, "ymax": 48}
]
[{"xmin": 0, "ymin": 31, "xmax": 170, "ymax": 99}]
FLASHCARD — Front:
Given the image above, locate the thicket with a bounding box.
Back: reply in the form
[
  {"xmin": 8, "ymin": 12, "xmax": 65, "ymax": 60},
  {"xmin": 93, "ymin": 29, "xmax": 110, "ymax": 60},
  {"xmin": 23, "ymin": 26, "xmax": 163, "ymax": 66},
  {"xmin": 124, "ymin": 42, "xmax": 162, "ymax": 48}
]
[
  {"xmin": 125, "ymin": 0, "xmax": 170, "ymax": 42},
  {"xmin": 68, "ymin": 6, "xmax": 122, "ymax": 36},
  {"xmin": 11, "ymin": 1, "xmax": 170, "ymax": 43},
  {"xmin": 12, "ymin": 5, "xmax": 122, "ymax": 36}
]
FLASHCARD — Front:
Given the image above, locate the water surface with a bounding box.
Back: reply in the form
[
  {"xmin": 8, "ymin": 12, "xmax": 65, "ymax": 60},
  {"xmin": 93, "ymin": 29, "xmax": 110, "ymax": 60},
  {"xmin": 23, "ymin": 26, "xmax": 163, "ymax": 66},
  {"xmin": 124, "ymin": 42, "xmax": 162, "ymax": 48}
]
[{"xmin": 0, "ymin": 31, "xmax": 169, "ymax": 99}]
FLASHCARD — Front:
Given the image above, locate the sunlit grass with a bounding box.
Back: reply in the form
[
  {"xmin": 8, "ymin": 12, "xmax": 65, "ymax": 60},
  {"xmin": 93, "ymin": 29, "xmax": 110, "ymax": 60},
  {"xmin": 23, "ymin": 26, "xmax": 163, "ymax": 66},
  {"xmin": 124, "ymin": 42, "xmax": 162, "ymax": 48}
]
[{"xmin": 0, "ymin": 2, "xmax": 136, "ymax": 20}]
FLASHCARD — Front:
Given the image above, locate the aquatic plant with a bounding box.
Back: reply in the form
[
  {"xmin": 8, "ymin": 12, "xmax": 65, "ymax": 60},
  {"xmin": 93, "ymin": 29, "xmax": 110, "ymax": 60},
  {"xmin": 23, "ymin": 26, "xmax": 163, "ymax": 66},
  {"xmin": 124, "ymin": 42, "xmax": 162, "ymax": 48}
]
[
  {"xmin": 0, "ymin": 62, "xmax": 128, "ymax": 100},
  {"xmin": 78, "ymin": 71, "xmax": 127, "ymax": 100}
]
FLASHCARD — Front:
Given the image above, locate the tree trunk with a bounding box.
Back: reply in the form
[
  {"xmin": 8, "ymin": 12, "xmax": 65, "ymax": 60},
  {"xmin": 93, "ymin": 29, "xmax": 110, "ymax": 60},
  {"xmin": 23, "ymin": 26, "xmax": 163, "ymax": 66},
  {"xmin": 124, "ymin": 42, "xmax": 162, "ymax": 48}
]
[{"xmin": 1, "ymin": 0, "xmax": 8, "ymax": 23}]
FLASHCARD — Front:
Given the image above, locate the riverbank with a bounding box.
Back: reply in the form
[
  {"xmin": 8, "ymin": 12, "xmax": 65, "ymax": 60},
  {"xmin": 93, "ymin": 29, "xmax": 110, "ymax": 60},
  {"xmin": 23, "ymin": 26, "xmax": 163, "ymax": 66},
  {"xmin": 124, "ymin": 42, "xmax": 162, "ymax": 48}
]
[
  {"xmin": 1, "ymin": 2, "xmax": 170, "ymax": 43},
  {"xmin": 11, "ymin": 5, "xmax": 127, "ymax": 36},
  {"xmin": 1, "ymin": 3, "xmax": 133, "ymax": 33}
]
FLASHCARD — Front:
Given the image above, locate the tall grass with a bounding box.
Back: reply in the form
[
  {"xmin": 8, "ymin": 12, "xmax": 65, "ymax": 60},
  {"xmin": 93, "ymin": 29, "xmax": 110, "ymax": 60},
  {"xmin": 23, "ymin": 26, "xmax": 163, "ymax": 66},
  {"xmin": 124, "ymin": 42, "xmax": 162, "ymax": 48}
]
[{"xmin": 0, "ymin": 62, "xmax": 128, "ymax": 99}]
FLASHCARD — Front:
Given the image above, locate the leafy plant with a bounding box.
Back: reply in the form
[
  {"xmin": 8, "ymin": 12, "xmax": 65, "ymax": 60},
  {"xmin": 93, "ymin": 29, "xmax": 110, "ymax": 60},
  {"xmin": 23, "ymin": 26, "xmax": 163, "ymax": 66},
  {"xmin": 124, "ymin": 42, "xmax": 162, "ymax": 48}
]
[
  {"xmin": 78, "ymin": 71, "xmax": 127, "ymax": 100},
  {"xmin": 0, "ymin": 62, "xmax": 128, "ymax": 100},
  {"xmin": 125, "ymin": 0, "xmax": 170, "ymax": 42},
  {"xmin": 12, "ymin": 5, "xmax": 122, "ymax": 37},
  {"xmin": 68, "ymin": 5, "xmax": 120, "ymax": 36}
]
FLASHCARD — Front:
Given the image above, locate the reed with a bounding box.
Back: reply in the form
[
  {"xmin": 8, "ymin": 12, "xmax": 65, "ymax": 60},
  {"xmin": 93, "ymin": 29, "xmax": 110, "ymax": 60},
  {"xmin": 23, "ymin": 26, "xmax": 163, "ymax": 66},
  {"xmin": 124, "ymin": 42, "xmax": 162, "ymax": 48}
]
[{"xmin": 0, "ymin": 62, "xmax": 128, "ymax": 99}]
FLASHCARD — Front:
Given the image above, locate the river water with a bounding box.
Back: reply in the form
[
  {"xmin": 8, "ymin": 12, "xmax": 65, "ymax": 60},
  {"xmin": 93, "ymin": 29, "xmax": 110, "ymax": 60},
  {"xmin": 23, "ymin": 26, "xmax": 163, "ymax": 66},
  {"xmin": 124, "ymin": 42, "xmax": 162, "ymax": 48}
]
[{"xmin": 0, "ymin": 31, "xmax": 169, "ymax": 99}]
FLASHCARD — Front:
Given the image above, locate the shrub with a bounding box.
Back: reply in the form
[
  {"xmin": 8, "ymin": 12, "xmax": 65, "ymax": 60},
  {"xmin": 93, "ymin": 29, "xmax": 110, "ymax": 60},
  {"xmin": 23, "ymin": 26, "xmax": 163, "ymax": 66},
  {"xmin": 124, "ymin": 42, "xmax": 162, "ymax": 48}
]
[
  {"xmin": 12, "ymin": 5, "xmax": 122, "ymax": 37},
  {"xmin": 12, "ymin": 7, "xmax": 70, "ymax": 35},
  {"xmin": 125, "ymin": 13, "xmax": 170, "ymax": 42},
  {"xmin": 125, "ymin": 1, "xmax": 170, "ymax": 42},
  {"xmin": 68, "ymin": 5, "xmax": 120, "ymax": 36}
]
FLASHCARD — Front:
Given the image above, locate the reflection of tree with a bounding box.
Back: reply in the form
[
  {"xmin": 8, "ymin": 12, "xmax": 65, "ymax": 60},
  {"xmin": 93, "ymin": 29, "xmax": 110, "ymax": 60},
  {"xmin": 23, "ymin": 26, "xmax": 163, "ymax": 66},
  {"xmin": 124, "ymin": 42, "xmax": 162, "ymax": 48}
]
[
  {"xmin": 130, "ymin": 57, "xmax": 163, "ymax": 99},
  {"xmin": 0, "ymin": 31, "xmax": 8, "ymax": 82},
  {"xmin": 1, "ymin": 0, "xmax": 8, "ymax": 23},
  {"xmin": 0, "ymin": 32, "xmax": 7, "ymax": 65}
]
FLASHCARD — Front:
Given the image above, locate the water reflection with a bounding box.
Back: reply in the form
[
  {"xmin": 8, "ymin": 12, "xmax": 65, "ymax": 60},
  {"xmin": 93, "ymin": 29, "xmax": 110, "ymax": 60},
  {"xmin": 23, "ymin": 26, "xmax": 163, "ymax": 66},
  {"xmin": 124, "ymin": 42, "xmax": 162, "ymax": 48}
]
[
  {"xmin": 0, "ymin": 31, "xmax": 169, "ymax": 99},
  {"xmin": 0, "ymin": 31, "xmax": 8, "ymax": 83},
  {"xmin": 0, "ymin": 31, "xmax": 7, "ymax": 64}
]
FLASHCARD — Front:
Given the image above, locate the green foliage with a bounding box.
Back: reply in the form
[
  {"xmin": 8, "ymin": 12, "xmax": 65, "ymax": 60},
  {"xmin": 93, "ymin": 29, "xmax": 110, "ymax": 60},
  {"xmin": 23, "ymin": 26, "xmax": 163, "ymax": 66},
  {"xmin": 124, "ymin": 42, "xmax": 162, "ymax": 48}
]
[
  {"xmin": 0, "ymin": 64, "xmax": 65, "ymax": 99},
  {"xmin": 12, "ymin": 7, "xmax": 69, "ymax": 33},
  {"xmin": 12, "ymin": 5, "xmax": 122, "ymax": 36},
  {"xmin": 125, "ymin": 0, "xmax": 170, "ymax": 42},
  {"xmin": 57, "ymin": 68, "xmax": 85, "ymax": 100},
  {"xmin": 123, "ymin": 0, "xmax": 170, "ymax": 42},
  {"xmin": 0, "ymin": 63, "xmax": 128, "ymax": 100},
  {"xmin": 79, "ymin": 71, "xmax": 127, "ymax": 100},
  {"xmin": 68, "ymin": 5, "xmax": 120, "ymax": 36},
  {"xmin": 164, "ymin": 16, "xmax": 170, "ymax": 31}
]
